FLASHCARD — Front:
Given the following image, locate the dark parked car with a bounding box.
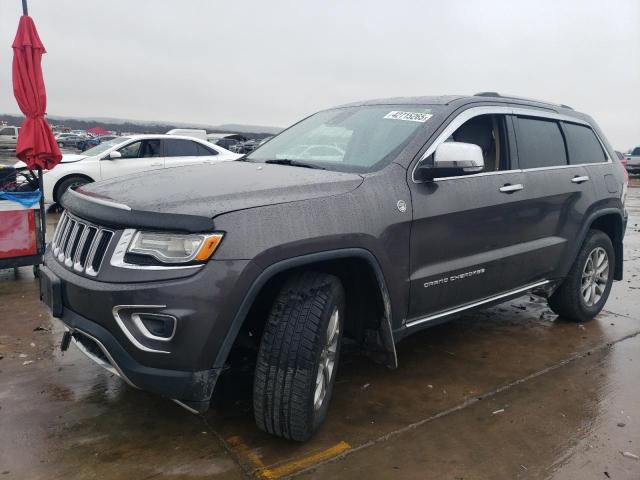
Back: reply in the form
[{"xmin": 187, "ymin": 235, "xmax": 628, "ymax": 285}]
[
  {"xmin": 40, "ymin": 93, "xmax": 628, "ymax": 441},
  {"xmin": 56, "ymin": 135, "xmax": 86, "ymax": 149},
  {"xmin": 77, "ymin": 135, "xmax": 118, "ymax": 152}
]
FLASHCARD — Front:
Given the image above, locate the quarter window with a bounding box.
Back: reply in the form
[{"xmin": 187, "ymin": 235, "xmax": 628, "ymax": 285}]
[
  {"xmin": 562, "ymin": 122, "xmax": 607, "ymax": 164},
  {"xmin": 515, "ymin": 117, "xmax": 567, "ymax": 169}
]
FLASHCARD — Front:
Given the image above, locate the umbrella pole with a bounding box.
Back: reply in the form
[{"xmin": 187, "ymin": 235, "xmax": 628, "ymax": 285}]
[
  {"xmin": 22, "ymin": 0, "xmax": 28, "ymax": 16},
  {"xmin": 37, "ymin": 167, "xmax": 46, "ymax": 257}
]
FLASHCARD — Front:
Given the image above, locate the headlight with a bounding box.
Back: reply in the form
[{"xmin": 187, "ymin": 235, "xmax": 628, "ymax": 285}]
[{"xmin": 127, "ymin": 232, "xmax": 223, "ymax": 264}]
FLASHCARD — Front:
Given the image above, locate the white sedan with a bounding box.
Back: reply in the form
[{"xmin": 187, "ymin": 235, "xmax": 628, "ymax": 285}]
[{"xmin": 15, "ymin": 134, "xmax": 241, "ymax": 205}]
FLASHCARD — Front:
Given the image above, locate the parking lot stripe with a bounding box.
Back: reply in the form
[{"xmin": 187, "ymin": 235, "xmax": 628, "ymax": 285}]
[
  {"xmin": 225, "ymin": 435, "xmax": 351, "ymax": 479},
  {"xmin": 261, "ymin": 441, "xmax": 351, "ymax": 479},
  {"xmin": 226, "ymin": 435, "xmax": 267, "ymax": 475}
]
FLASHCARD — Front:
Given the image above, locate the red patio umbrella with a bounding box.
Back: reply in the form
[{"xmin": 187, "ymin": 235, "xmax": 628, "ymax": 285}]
[{"xmin": 12, "ymin": 11, "xmax": 61, "ymax": 170}]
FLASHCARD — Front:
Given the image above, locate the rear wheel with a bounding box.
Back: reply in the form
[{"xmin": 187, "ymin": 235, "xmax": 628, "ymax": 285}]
[
  {"xmin": 548, "ymin": 230, "xmax": 614, "ymax": 322},
  {"xmin": 55, "ymin": 176, "xmax": 90, "ymax": 203},
  {"xmin": 253, "ymin": 271, "xmax": 345, "ymax": 441}
]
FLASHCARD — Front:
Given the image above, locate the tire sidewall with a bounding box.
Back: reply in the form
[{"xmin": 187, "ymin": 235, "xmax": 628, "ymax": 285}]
[
  {"xmin": 573, "ymin": 232, "xmax": 615, "ymax": 318},
  {"xmin": 56, "ymin": 177, "xmax": 89, "ymax": 202},
  {"xmin": 309, "ymin": 281, "xmax": 345, "ymax": 433}
]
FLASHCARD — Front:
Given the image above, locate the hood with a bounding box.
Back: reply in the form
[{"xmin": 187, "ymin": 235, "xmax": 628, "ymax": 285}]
[
  {"xmin": 76, "ymin": 161, "xmax": 364, "ymax": 218},
  {"xmin": 13, "ymin": 154, "xmax": 87, "ymax": 169},
  {"xmin": 59, "ymin": 154, "xmax": 88, "ymax": 163}
]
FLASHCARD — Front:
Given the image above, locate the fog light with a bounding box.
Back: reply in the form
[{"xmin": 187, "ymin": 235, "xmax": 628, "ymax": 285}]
[{"xmin": 132, "ymin": 313, "xmax": 177, "ymax": 341}]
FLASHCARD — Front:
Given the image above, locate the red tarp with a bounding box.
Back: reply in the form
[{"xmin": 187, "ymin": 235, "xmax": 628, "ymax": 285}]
[
  {"xmin": 87, "ymin": 127, "xmax": 110, "ymax": 135},
  {"xmin": 12, "ymin": 15, "xmax": 61, "ymax": 170}
]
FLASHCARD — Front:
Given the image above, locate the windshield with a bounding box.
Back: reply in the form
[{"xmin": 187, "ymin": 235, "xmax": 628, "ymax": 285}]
[
  {"xmin": 632, "ymin": 147, "xmax": 640, "ymax": 156},
  {"xmin": 247, "ymin": 105, "xmax": 437, "ymax": 173},
  {"xmin": 82, "ymin": 137, "xmax": 130, "ymax": 157}
]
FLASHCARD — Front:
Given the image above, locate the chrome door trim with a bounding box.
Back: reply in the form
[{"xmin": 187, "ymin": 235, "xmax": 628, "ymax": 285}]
[
  {"xmin": 411, "ymin": 106, "xmax": 611, "ymax": 183},
  {"xmin": 571, "ymin": 175, "xmax": 590, "ymax": 183},
  {"xmin": 405, "ymin": 280, "xmax": 550, "ymax": 328},
  {"xmin": 499, "ymin": 183, "xmax": 524, "ymax": 193}
]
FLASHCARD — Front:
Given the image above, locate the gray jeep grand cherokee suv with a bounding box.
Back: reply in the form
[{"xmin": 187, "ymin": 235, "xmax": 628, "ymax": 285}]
[{"xmin": 40, "ymin": 93, "xmax": 628, "ymax": 441}]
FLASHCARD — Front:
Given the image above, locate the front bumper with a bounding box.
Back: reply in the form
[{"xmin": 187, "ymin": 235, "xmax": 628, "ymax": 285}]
[
  {"xmin": 42, "ymin": 247, "xmax": 260, "ymax": 410},
  {"xmin": 62, "ymin": 307, "xmax": 218, "ymax": 412}
]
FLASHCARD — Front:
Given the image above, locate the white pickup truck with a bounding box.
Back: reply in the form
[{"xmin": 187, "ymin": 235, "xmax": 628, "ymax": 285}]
[{"xmin": 0, "ymin": 126, "xmax": 20, "ymax": 149}]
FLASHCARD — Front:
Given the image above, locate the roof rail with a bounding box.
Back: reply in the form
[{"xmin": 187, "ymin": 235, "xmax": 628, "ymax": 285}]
[{"xmin": 473, "ymin": 92, "xmax": 573, "ymax": 110}]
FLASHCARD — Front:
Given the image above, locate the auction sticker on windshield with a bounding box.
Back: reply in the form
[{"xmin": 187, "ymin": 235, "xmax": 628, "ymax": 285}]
[{"xmin": 384, "ymin": 111, "xmax": 433, "ymax": 122}]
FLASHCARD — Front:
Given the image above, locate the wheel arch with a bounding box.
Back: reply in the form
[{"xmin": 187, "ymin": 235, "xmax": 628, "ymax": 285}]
[
  {"xmin": 214, "ymin": 248, "xmax": 398, "ymax": 371},
  {"xmin": 53, "ymin": 173, "xmax": 94, "ymax": 203},
  {"xmin": 574, "ymin": 208, "xmax": 625, "ymax": 281}
]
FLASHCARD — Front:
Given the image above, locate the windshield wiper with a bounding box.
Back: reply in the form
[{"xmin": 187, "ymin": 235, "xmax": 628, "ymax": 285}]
[{"xmin": 264, "ymin": 159, "xmax": 326, "ymax": 170}]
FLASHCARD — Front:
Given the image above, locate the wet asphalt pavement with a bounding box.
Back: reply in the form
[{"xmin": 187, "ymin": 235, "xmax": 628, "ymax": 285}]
[{"xmin": 0, "ymin": 176, "xmax": 639, "ymax": 479}]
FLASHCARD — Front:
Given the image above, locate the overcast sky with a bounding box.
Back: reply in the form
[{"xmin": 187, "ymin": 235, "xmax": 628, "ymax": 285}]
[{"xmin": 1, "ymin": 0, "xmax": 639, "ymax": 149}]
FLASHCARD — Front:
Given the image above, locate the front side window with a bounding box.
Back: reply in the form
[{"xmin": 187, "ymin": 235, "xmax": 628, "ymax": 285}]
[
  {"xmin": 631, "ymin": 147, "xmax": 640, "ymax": 156},
  {"xmin": 445, "ymin": 114, "xmax": 511, "ymax": 172},
  {"xmin": 247, "ymin": 105, "xmax": 438, "ymax": 173},
  {"xmin": 515, "ymin": 117, "xmax": 567, "ymax": 169},
  {"xmin": 0, "ymin": 127, "xmax": 14, "ymax": 135},
  {"xmin": 118, "ymin": 141, "xmax": 142, "ymax": 158},
  {"xmin": 562, "ymin": 122, "xmax": 606, "ymax": 164}
]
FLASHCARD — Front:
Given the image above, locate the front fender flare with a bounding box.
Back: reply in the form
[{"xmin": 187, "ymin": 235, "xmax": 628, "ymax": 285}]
[{"xmin": 213, "ymin": 248, "xmax": 398, "ymax": 370}]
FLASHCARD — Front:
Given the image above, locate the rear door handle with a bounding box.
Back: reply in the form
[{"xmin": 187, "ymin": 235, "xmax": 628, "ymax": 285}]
[
  {"xmin": 150, "ymin": 161, "xmax": 163, "ymax": 167},
  {"xmin": 499, "ymin": 183, "xmax": 524, "ymax": 193},
  {"xmin": 571, "ymin": 175, "xmax": 590, "ymax": 184}
]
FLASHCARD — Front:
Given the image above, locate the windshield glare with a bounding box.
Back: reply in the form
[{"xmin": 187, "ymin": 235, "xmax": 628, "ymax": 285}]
[
  {"xmin": 247, "ymin": 105, "xmax": 436, "ymax": 173},
  {"xmin": 82, "ymin": 137, "xmax": 130, "ymax": 157}
]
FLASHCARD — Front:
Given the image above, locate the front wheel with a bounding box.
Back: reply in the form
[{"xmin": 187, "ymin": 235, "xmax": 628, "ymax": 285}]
[
  {"xmin": 55, "ymin": 176, "xmax": 90, "ymax": 203},
  {"xmin": 253, "ymin": 271, "xmax": 345, "ymax": 441},
  {"xmin": 548, "ymin": 230, "xmax": 614, "ymax": 322}
]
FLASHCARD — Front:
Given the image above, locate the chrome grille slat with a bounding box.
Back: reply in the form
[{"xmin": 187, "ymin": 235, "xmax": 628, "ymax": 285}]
[
  {"xmin": 52, "ymin": 212, "xmax": 68, "ymax": 251},
  {"xmin": 50, "ymin": 212, "xmax": 113, "ymax": 277},
  {"xmin": 53, "ymin": 213, "xmax": 69, "ymax": 255},
  {"xmin": 63, "ymin": 222, "xmax": 79, "ymax": 267},
  {"xmin": 57, "ymin": 219, "xmax": 75, "ymax": 262}
]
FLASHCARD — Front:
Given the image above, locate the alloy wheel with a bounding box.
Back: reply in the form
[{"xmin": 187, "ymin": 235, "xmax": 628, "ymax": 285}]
[
  {"xmin": 314, "ymin": 307, "xmax": 339, "ymax": 411},
  {"xmin": 581, "ymin": 247, "xmax": 609, "ymax": 307}
]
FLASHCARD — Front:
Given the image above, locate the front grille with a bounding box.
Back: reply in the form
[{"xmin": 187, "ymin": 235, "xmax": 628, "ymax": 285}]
[{"xmin": 51, "ymin": 212, "xmax": 114, "ymax": 276}]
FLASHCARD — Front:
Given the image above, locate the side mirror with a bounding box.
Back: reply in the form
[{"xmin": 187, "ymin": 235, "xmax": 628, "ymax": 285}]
[
  {"xmin": 415, "ymin": 142, "xmax": 484, "ymax": 180},
  {"xmin": 106, "ymin": 151, "xmax": 122, "ymax": 160}
]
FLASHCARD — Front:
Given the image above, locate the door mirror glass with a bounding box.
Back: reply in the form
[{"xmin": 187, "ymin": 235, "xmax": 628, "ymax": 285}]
[
  {"xmin": 415, "ymin": 142, "xmax": 484, "ymax": 180},
  {"xmin": 107, "ymin": 150, "xmax": 122, "ymax": 160}
]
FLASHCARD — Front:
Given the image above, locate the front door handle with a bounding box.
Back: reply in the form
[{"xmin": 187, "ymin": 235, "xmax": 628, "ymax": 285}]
[
  {"xmin": 499, "ymin": 183, "xmax": 524, "ymax": 193},
  {"xmin": 571, "ymin": 175, "xmax": 590, "ymax": 184},
  {"xmin": 150, "ymin": 161, "xmax": 163, "ymax": 167}
]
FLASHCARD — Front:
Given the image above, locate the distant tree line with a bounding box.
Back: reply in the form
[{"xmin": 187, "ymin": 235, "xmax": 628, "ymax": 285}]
[{"xmin": 0, "ymin": 114, "xmax": 273, "ymax": 140}]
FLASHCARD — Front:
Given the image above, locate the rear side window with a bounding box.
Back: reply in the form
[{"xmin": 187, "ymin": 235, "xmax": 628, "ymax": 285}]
[
  {"xmin": 195, "ymin": 143, "xmax": 218, "ymax": 156},
  {"xmin": 163, "ymin": 139, "xmax": 200, "ymax": 156},
  {"xmin": 515, "ymin": 117, "xmax": 567, "ymax": 168},
  {"xmin": 562, "ymin": 122, "xmax": 607, "ymax": 164}
]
